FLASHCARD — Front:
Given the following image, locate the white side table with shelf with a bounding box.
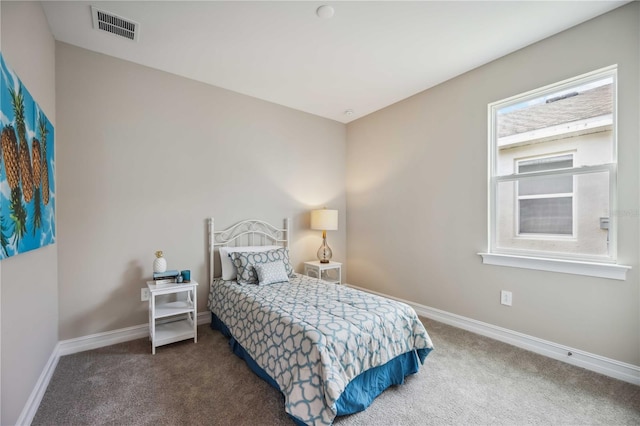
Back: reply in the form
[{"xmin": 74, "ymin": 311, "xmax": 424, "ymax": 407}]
[
  {"xmin": 303, "ymin": 261, "xmax": 342, "ymax": 284},
  {"xmin": 147, "ymin": 281, "xmax": 198, "ymax": 354}
]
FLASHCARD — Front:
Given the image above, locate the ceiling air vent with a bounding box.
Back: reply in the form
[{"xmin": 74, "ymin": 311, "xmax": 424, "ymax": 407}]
[{"xmin": 91, "ymin": 6, "xmax": 140, "ymax": 42}]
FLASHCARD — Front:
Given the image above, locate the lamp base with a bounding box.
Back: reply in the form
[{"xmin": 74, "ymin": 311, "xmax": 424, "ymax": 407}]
[{"xmin": 317, "ymin": 234, "xmax": 333, "ymax": 264}]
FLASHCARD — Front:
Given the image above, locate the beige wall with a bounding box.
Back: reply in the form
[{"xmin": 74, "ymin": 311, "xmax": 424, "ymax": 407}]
[
  {"xmin": 56, "ymin": 43, "xmax": 346, "ymax": 340},
  {"xmin": 346, "ymin": 3, "xmax": 639, "ymax": 365},
  {"xmin": 1, "ymin": 2, "xmax": 58, "ymax": 425}
]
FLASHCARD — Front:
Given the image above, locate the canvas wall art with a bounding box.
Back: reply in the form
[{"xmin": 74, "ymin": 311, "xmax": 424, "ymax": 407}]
[{"xmin": 0, "ymin": 52, "xmax": 55, "ymax": 259}]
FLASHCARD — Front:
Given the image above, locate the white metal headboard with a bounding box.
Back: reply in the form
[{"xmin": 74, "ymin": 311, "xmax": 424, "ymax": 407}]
[{"xmin": 208, "ymin": 218, "xmax": 290, "ymax": 285}]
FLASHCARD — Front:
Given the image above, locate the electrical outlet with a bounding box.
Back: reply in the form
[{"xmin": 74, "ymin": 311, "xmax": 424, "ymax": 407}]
[
  {"xmin": 141, "ymin": 288, "xmax": 150, "ymax": 301},
  {"xmin": 501, "ymin": 290, "xmax": 512, "ymax": 306}
]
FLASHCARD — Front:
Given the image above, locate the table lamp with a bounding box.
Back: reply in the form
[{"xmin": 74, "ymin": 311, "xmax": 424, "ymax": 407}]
[{"xmin": 311, "ymin": 208, "xmax": 338, "ymax": 263}]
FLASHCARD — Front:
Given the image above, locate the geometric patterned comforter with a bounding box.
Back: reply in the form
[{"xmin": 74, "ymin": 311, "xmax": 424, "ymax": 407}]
[{"xmin": 207, "ymin": 274, "xmax": 434, "ymax": 425}]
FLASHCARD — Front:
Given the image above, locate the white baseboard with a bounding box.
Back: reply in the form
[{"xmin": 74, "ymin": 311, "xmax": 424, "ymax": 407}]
[
  {"xmin": 57, "ymin": 324, "xmax": 148, "ymax": 357},
  {"xmin": 15, "ymin": 342, "xmax": 60, "ymax": 426},
  {"xmin": 345, "ymin": 283, "xmax": 640, "ymax": 386},
  {"xmin": 58, "ymin": 311, "xmax": 211, "ymax": 356},
  {"xmin": 17, "ymin": 311, "xmax": 211, "ymax": 425}
]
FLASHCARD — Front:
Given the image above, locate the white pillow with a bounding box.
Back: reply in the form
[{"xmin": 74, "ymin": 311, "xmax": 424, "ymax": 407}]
[
  {"xmin": 219, "ymin": 245, "xmax": 279, "ymax": 280},
  {"xmin": 255, "ymin": 261, "xmax": 289, "ymax": 285}
]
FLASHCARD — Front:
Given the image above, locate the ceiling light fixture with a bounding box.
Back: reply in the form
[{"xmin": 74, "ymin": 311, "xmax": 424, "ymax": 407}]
[
  {"xmin": 344, "ymin": 109, "xmax": 354, "ymax": 116},
  {"xmin": 316, "ymin": 5, "xmax": 335, "ymax": 19}
]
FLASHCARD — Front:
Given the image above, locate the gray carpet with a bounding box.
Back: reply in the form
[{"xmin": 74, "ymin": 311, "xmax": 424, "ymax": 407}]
[{"xmin": 33, "ymin": 318, "xmax": 640, "ymax": 425}]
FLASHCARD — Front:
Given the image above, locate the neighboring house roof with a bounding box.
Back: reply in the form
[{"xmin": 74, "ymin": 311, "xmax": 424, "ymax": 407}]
[{"xmin": 498, "ymin": 84, "xmax": 612, "ymax": 138}]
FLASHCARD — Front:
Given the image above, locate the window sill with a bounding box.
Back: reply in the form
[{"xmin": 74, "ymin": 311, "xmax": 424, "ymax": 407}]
[{"xmin": 478, "ymin": 253, "xmax": 630, "ymax": 280}]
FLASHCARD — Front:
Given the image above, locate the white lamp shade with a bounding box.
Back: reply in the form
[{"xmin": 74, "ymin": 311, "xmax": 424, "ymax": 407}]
[{"xmin": 311, "ymin": 209, "xmax": 338, "ymax": 231}]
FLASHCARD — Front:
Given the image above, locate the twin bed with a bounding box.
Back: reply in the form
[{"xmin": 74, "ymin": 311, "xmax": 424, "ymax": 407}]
[{"xmin": 206, "ymin": 218, "xmax": 433, "ymax": 425}]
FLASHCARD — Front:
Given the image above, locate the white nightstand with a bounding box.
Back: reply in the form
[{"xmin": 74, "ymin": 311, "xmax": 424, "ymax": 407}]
[
  {"xmin": 147, "ymin": 281, "xmax": 198, "ymax": 354},
  {"xmin": 303, "ymin": 261, "xmax": 342, "ymax": 284}
]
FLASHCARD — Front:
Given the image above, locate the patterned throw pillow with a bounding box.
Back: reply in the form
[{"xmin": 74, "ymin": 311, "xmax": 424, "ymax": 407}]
[
  {"xmin": 219, "ymin": 245, "xmax": 279, "ymax": 280},
  {"xmin": 230, "ymin": 247, "xmax": 294, "ymax": 284},
  {"xmin": 255, "ymin": 261, "xmax": 289, "ymax": 285}
]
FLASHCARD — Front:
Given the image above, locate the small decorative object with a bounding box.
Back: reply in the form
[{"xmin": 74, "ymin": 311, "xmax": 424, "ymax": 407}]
[
  {"xmin": 181, "ymin": 270, "xmax": 191, "ymax": 283},
  {"xmin": 153, "ymin": 269, "xmax": 179, "ymax": 281},
  {"xmin": 153, "ymin": 251, "xmax": 167, "ymax": 273},
  {"xmin": 310, "ymin": 208, "xmax": 338, "ymax": 263},
  {"xmin": 176, "ymin": 275, "xmax": 184, "ymax": 283}
]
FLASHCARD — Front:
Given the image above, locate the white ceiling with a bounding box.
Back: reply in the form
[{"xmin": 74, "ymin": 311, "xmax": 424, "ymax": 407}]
[{"xmin": 42, "ymin": 1, "xmax": 627, "ymax": 123}]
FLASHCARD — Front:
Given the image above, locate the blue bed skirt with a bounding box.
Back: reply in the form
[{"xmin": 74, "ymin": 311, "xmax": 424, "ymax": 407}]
[{"xmin": 211, "ymin": 312, "xmax": 428, "ymax": 421}]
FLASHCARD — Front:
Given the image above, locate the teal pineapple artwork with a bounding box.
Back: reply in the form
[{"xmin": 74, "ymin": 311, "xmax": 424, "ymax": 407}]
[{"xmin": 0, "ymin": 52, "xmax": 55, "ymax": 259}]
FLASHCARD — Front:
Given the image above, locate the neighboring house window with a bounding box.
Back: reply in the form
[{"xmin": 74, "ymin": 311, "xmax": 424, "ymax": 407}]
[
  {"xmin": 486, "ymin": 66, "xmax": 622, "ymax": 272},
  {"xmin": 516, "ymin": 153, "xmax": 574, "ymax": 236}
]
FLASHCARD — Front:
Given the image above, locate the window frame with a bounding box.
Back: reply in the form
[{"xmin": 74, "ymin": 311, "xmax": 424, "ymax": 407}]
[{"xmin": 480, "ymin": 65, "xmax": 630, "ymax": 280}]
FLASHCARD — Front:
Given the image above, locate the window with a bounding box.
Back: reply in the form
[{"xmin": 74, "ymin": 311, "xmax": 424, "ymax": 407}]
[{"xmin": 481, "ymin": 66, "xmax": 630, "ymax": 280}]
